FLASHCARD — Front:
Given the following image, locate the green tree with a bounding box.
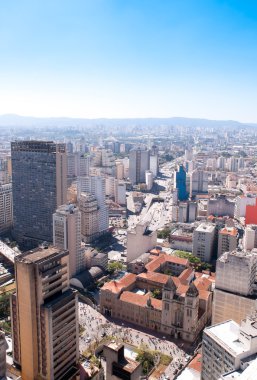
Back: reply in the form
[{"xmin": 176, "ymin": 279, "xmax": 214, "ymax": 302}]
[
  {"xmin": 151, "ymin": 289, "xmax": 162, "ymax": 299},
  {"xmin": 107, "ymin": 261, "xmax": 123, "ymax": 274},
  {"xmin": 136, "ymin": 347, "xmax": 155, "ymax": 374}
]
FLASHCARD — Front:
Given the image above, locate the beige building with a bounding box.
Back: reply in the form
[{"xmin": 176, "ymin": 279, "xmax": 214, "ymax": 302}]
[
  {"xmin": 193, "ymin": 223, "xmax": 216, "ymax": 262},
  {"xmin": 11, "ymin": 246, "xmax": 79, "ymax": 380},
  {"xmin": 127, "ymin": 222, "xmax": 157, "ymax": 263},
  {"xmin": 217, "ymin": 227, "xmax": 238, "ymax": 258},
  {"xmin": 53, "ymin": 203, "xmax": 84, "ymax": 277},
  {"xmin": 79, "ymin": 192, "xmax": 99, "ymax": 243},
  {"xmin": 100, "ymin": 253, "xmax": 212, "ymax": 342},
  {"xmin": 202, "ymin": 315, "xmax": 257, "ymax": 380},
  {"xmin": 212, "ymin": 249, "xmax": 257, "ymax": 325},
  {"xmin": 104, "ymin": 343, "xmax": 142, "ymax": 380}
]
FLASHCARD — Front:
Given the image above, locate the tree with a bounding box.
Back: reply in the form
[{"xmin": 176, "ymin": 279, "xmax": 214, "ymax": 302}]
[
  {"xmin": 136, "ymin": 346, "xmax": 155, "ymax": 374},
  {"xmin": 107, "ymin": 261, "xmax": 123, "ymax": 274},
  {"xmin": 151, "ymin": 289, "xmax": 162, "ymax": 299},
  {"xmin": 157, "ymin": 227, "xmax": 171, "ymax": 239}
]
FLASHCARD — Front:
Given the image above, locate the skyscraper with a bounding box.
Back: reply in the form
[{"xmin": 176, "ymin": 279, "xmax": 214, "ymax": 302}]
[
  {"xmin": 53, "ymin": 203, "xmax": 84, "ymax": 277},
  {"xmin": 11, "ymin": 246, "xmax": 79, "ymax": 380},
  {"xmin": 189, "ymin": 169, "xmax": 208, "ymax": 197},
  {"xmin": 11, "ymin": 141, "xmax": 67, "ymax": 247},
  {"xmin": 129, "ymin": 147, "xmax": 150, "ymax": 185},
  {"xmin": 174, "ymin": 165, "xmax": 188, "ymax": 201}
]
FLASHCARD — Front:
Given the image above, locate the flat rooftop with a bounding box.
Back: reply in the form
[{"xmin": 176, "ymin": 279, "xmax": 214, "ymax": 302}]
[
  {"xmin": 205, "ymin": 320, "xmax": 247, "ymax": 356},
  {"xmin": 196, "ymin": 224, "xmax": 215, "ymax": 233},
  {"xmin": 17, "ymin": 246, "xmax": 67, "ymax": 264}
]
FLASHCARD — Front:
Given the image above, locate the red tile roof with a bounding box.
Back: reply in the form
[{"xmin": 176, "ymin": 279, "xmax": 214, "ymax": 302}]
[
  {"xmin": 188, "ymin": 353, "xmax": 202, "ymax": 373},
  {"xmin": 120, "ymin": 291, "xmax": 162, "ymax": 310}
]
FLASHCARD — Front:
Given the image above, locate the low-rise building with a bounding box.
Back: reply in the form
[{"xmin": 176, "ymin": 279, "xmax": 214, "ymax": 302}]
[{"xmin": 100, "ymin": 254, "xmax": 212, "ymax": 342}]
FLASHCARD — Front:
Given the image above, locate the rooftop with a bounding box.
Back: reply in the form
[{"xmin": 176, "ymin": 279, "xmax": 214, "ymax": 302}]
[
  {"xmin": 16, "ymin": 246, "xmax": 68, "ymax": 264},
  {"xmin": 204, "ymin": 320, "xmax": 248, "ymax": 356},
  {"xmin": 219, "ymin": 227, "xmax": 238, "ymax": 236},
  {"xmin": 196, "ymin": 223, "xmax": 215, "ymax": 233}
]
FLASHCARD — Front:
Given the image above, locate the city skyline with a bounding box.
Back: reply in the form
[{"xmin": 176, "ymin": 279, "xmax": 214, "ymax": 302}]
[{"xmin": 0, "ymin": 0, "xmax": 257, "ymax": 122}]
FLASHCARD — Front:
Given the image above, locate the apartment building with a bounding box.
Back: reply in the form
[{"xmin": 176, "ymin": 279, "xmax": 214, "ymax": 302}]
[
  {"xmin": 193, "ymin": 223, "xmax": 216, "ymax": 262},
  {"xmin": 217, "ymin": 227, "xmax": 238, "ymax": 258},
  {"xmin": 11, "ymin": 246, "xmax": 79, "ymax": 380},
  {"xmin": 212, "ymin": 249, "xmax": 257, "ymax": 324},
  {"xmin": 202, "ymin": 315, "xmax": 257, "ymax": 380},
  {"xmin": 0, "ymin": 183, "xmax": 13, "ymax": 235},
  {"xmin": 53, "ymin": 204, "xmax": 84, "ymax": 277}
]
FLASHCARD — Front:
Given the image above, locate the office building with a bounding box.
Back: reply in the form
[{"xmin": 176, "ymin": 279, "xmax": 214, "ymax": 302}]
[
  {"xmin": 212, "ymin": 249, "xmax": 257, "ymax": 324},
  {"xmin": 129, "ymin": 147, "xmax": 150, "ymax": 185},
  {"xmin": 190, "ymin": 170, "xmax": 208, "ymax": 197},
  {"xmin": 193, "ymin": 223, "xmax": 216, "ymax": 262},
  {"xmin": 53, "ymin": 204, "xmax": 84, "ymax": 277},
  {"xmin": 79, "ymin": 193, "xmax": 99, "ymax": 243},
  {"xmin": 174, "ymin": 165, "xmax": 188, "ymax": 201},
  {"xmin": 115, "ymin": 160, "xmax": 124, "ymax": 180},
  {"xmin": 202, "ymin": 315, "xmax": 257, "ymax": 380},
  {"xmin": 0, "ymin": 183, "xmax": 13, "ymax": 235},
  {"xmin": 11, "ymin": 141, "xmax": 67, "ymax": 247},
  {"xmin": 114, "ymin": 181, "xmax": 126, "ymax": 206},
  {"xmin": 217, "ymin": 227, "xmax": 238, "ymax": 258},
  {"xmin": 127, "ymin": 222, "xmax": 157, "ymax": 263},
  {"xmin": 11, "ymin": 246, "xmax": 79, "ymax": 380}
]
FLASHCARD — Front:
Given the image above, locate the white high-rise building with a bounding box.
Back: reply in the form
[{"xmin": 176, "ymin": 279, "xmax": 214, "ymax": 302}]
[
  {"xmin": 202, "ymin": 315, "xmax": 257, "ymax": 380},
  {"xmin": 190, "ymin": 169, "xmax": 208, "ymax": 197},
  {"xmin": 115, "ymin": 160, "xmax": 124, "ymax": 180},
  {"xmin": 217, "ymin": 227, "xmax": 238, "ymax": 258},
  {"xmin": 243, "ymin": 225, "xmax": 257, "ymax": 251},
  {"xmin": 145, "ymin": 170, "xmax": 153, "ymax": 190},
  {"xmin": 77, "ymin": 176, "xmax": 109, "ymax": 234},
  {"xmin": 77, "ymin": 153, "xmax": 90, "ymax": 177},
  {"xmin": 0, "ymin": 183, "xmax": 13, "ymax": 234},
  {"xmin": 53, "ymin": 204, "xmax": 84, "ymax": 277},
  {"xmin": 114, "ymin": 181, "xmax": 126, "ymax": 206},
  {"xmin": 150, "ymin": 154, "xmax": 158, "ymax": 178},
  {"xmin": 227, "ymin": 156, "xmax": 238, "ymax": 172},
  {"xmin": 217, "ymin": 156, "xmax": 226, "ymax": 170}
]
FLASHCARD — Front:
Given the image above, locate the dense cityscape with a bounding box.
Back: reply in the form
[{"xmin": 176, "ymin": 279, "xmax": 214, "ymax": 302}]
[{"xmin": 0, "ymin": 120, "xmax": 257, "ymax": 379}]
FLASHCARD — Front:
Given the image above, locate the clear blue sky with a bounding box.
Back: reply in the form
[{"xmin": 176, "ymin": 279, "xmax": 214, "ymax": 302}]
[{"xmin": 0, "ymin": 0, "xmax": 257, "ymax": 121}]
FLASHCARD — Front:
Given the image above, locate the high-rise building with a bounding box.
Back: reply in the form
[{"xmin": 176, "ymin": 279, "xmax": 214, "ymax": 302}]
[
  {"xmin": 217, "ymin": 227, "xmax": 238, "ymax": 258},
  {"xmin": 189, "ymin": 169, "xmax": 208, "ymax": 197},
  {"xmin": 245, "ymin": 199, "xmax": 257, "ymax": 225},
  {"xmin": 11, "ymin": 141, "xmax": 67, "ymax": 247},
  {"xmin": 243, "ymin": 225, "xmax": 257, "ymax": 251},
  {"xmin": 207, "ymin": 195, "xmax": 235, "ymax": 218},
  {"xmin": 129, "ymin": 147, "xmax": 150, "ymax": 185},
  {"xmin": 79, "ymin": 193, "xmax": 99, "ymax": 243},
  {"xmin": 192, "ymin": 223, "xmax": 216, "ymax": 262},
  {"xmin": 0, "ymin": 331, "xmax": 7, "ymax": 379},
  {"xmin": 212, "ymin": 249, "xmax": 257, "ymax": 324},
  {"xmin": 145, "ymin": 170, "xmax": 153, "ymax": 190},
  {"xmin": 227, "ymin": 156, "xmax": 238, "ymax": 172},
  {"xmin": 53, "ymin": 204, "xmax": 84, "ymax": 277},
  {"xmin": 174, "ymin": 165, "xmax": 188, "ymax": 201},
  {"xmin": 11, "ymin": 246, "xmax": 79, "ymax": 380},
  {"xmin": 0, "ymin": 183, "xmax": 13, "ymax": 235},
  {"xmin": 234, "ymin": 195, "xmax": 256, "ymax": 221},
  {"xmin": 217, "ymin": 156, "xmax": 226, "ymax": 170},
  {"xmin": 77, "ymin": 176, "xmax": 109, "ymax": 234},
  {"xmin": 202, "ymin": 315, "xmax": 257, "ymax": 380},
  {"xmin": 115, "ymin": 160, "xmax": 124, "ymax": 180},
  {"xmin": 150, "ymin": 154, "xmax": 158, "ymax": 178}
]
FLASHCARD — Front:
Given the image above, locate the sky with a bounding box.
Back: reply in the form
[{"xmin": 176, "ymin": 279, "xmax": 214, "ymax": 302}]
[{"xmin": 0, "ymin": 0, "xmax": 257, "ymax": 122}]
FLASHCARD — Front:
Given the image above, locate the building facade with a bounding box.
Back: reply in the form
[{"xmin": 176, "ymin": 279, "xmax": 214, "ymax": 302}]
[
  {"xmin": 129, "ymin": 147, "xmax": 150, "ymax": 185},
  {"xmin": 53, "ymin": 204, "xmax": 84, "ymax": 277},
  {"xmin": 11, "ymin": 246, "xmax": 79, "ymax": 380},
  {"xmin": 193, "ymin": 223, "xmax": 216, "ymax": 262},
  {"xmin": 174, "ymin": 165, "xmax": 188, "ymax": 201},
  {"xmin": 11, "ymin": 141, "xmax": 67, "ymax": 247},
  {"xmin": 0, "ymin": 183, "xmax": 13, "ymax": 235}
]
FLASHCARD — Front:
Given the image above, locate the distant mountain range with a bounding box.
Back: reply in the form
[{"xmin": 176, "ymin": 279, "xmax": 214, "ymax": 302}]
[{"xmin": 0, "ymin": 114, "xmax": 256, "ymax": 129}]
